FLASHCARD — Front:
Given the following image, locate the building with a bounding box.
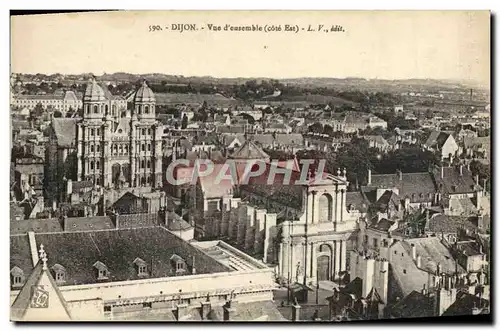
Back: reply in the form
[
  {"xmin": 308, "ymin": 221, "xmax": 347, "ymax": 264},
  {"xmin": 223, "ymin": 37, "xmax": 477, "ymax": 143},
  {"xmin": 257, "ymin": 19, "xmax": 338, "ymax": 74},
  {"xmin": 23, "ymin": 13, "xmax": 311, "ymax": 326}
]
[
  {"xmin": 46, "ymin": 78, "xmax": 164, "ymax": 206},
  {"xmin": 424, "ymin": 131, "xmax": 459, "ymax": 161},
  {"xmin": 190, "ymin": 139, "xmax": 362, "ymax": 286},
  {"xmin": 10, "ymin": 223, "xmax": 284, "ymax": 321},
  {"xmin": 12, "ymin": 91, "xmax": 85, "ymax": 114}
]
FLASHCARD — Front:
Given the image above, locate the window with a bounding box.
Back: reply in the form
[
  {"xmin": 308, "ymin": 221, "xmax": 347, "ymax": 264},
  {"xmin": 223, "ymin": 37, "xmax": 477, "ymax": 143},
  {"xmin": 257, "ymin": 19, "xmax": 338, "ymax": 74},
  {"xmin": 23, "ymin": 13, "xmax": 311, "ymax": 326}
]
[
  {"xmin": 56, "ymin": 272, "xmax": 65, "ymax": 282},
  {"xmin": 112, "ymin": 105, "xmax": 116, "ymax": 116},
  {"xmin": 90, "ymin": 145, "xmax": 94, "ymax": 152},
  {"xmin": 13, "ymin": 276, "xmax": 23, "ymax": 286},
  {"xmin": 90, "ymin": 161, "xmax": 95, "ymax": 170},
  {"xmin": 91, "ymin": 128, "xmax": 95, "ymax": 136},
  {"xmin": 119, "ymin": 145, "xmax": 124, "ymax": 155},
  {"xmin": 113, "ymin": 145, "xmax": 118, "ymax": 154},
  {"xmin": 364, "ymin": 235, "xmax": 368, "ymax": 244},
  {"xmin": 148, "ymin": 128, "xmax": 151, "ymax": 135},
  {"xmin": 176, "ymin": 261, "xmax": 185, "ymax": 271},
  {"xmin": 147, "ymin": 144, "xmax": 151, "ymax": 152},
  {"xmin": 104, "ymin": 306, "xmax": 112, "ymax": 313},
  {"xmin": 96, "ymin": 145, "xmax": 100, "ymax": 152},
  {"xmin": 124, "ymin": 145, "xmax": 128, "ymax": 154},
  {"xmin": 94, "ymin": 105, "xmax": 98, "ymax": 114},
  {"xmin": 145, "ymin": 105, "xmax": 149, "ymax": 114},
  {"xmin": 373, "ymin": 238, "xmax": 378, "ymax": 248},
  {"xmin": 139, "ymin": 265, "xmax": 147, "ymax": 275},
  {"xmin": 147, "ymin": 160, "xmax": 151, "ymax": 168},
  {"xmin": 143, "ymin": 302, "xmax": 152, "ymax": 309},
  {"xmin": 105, "ymin": 105, "xmax": 109, "ymax": 114},
  {"xmin": 141, "ymin": 160, "xmax": 145, "ymax": 168},
  {"xmin": 99, "ymin": 269, "xmax": 108, "ymax": 279},
  {"xmin": 403, "ymin": 269, "xmax": 407, "ymax": 274},
  {"xmin": 142, "ymin": 129, "xmax": 146, "ymax": 135},
  {"xmin": 142, "ymin": 144, "xmax": 145, "ymax": 152},
  {"xmin": 96, "ymin": 161, "xmax": 100, "ymax": 170},
  {"xmin": 96, "ymin": 129, "xmax": 100, "ymax": 136}
]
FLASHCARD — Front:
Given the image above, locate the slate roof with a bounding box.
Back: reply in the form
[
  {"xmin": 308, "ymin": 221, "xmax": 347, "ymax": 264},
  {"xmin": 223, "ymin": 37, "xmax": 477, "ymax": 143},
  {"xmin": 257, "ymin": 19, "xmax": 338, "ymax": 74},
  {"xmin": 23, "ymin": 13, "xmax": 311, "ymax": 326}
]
[
  {"xmin": 10, "ymin": 227, "xmax": 231, "ymax": 286},
  {"xmin": 425, "ymin": 130, "xmax": 450, "ymax": 149},
  {"xmin": 425, "ymin": 214, "xmax": 479, "ymax": 234},
  {"xmin": 373, "ymin": 189, "xmax": 401, "ymax": 213},
  {"xmin": 455, "ymin": 240, "xmax": 483, "ymax": 257},
  {"xmin": 51, "ymin": 118, "xmax": 78, "ymax": 148}
]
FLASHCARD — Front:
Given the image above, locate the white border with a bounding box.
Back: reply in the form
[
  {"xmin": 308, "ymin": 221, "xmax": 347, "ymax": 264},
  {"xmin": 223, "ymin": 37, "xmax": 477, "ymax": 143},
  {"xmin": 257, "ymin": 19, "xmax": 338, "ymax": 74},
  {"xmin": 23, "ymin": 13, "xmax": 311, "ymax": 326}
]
[{"xmin": 2, "ymin": 1, "xmax": 498, "ymax": 330}]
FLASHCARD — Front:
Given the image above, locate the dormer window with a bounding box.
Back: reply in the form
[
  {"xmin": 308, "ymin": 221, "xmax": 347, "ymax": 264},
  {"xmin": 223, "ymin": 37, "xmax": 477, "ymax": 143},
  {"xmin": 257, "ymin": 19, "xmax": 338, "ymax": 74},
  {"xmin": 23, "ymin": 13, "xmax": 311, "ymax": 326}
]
[
  {"xmin": 10, "ymin": 266, "xmax": 24, "ymax": 287},
  {"xmin": 133, "ymin": 258, "xmax": 148, "ymax": 277},
  {"xmin": 51, "ymin": 264, "xmax": 66, "ymax": 284},
  {"xmin": 170, "ymin": 254, "xmax": 186, "ymax": 274},
  {"xmin": 93, "ymin": 261, "xmax": 109, "ymax": 280}
]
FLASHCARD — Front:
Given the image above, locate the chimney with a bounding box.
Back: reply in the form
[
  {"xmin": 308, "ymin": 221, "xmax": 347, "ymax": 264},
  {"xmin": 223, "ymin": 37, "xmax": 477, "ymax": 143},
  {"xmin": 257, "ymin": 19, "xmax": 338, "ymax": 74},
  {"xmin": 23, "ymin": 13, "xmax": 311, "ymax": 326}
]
[
  {"xmin": 483, "ymin": 178, "xmax": 487, "ymax": 192},
  {"xmin": 192, "ymin": 256, "xmax": 196, "ymax": 275},
  {"xmin": 441, "ymin": 166, "xmax": 444, "ymax": 179},
  {"xmin": 422, "ymin": 284, "xmax": 427, "ymax": 296},
  {"xmin": 367, "ymin": 169, "xmax": 372, "ymax": 185},
  {"xmin": 467, "ymin": 162, "xmax": 471, "ymax": 171},
  {"xmin": 175, "ymin": 303, "xmax": 189, "ymax": 321},
  {"xmin": 436, "ymin": 263, "xmax": 441, "ymax": 277},
  {"xmin": 292, "ymin": 303, "xmax": 301, "ymax": 321},
  {"xmin": 411, "ymin": 243, "xmax": 416, "ymax": 260},
  {"xmin": 397, "ymin": 169, "xmax": 402, "ymax": 181},
  {"xmin": 478, "ymin": 243, "xmax": 483, "ymax": 254},
  {"xmin": 459, "ymin": 165, "xmax": 463, "ymax": 176},
  {"xmin": 223, "ymin": 300, "xmax": 237, "ymax": 321},
  {"xmin": 200, "ymin": 300, "xmax": 211, "ymax": 320},
  {"xmin": 475, "ymin": 175, "xmax": 479, "ymax": 186},
  {"xmin": 416, "ymin": 255, "xmax": 422, "ymax": 268}
]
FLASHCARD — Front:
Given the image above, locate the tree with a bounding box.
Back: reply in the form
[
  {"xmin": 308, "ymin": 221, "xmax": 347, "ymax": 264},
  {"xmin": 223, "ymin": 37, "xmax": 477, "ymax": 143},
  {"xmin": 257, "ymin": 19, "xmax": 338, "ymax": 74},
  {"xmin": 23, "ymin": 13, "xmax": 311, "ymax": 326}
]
[
  {"xmin": 181, "ymin": 114, "xmax": 188, "ymax": 129},
  {"xmin": 308, "ymin": 122, "xmax": 323, "ymax": 134},
  {"xmin": 53, "ymin": 110, "xmax": 63, "ymax": 118},
  {"xmin": 470, "ymin": 160, "xmax": 490, "ymax": 191},
  {"xmin": 323, "ymin": 124, "xmax": 334, "ymax": 136}
]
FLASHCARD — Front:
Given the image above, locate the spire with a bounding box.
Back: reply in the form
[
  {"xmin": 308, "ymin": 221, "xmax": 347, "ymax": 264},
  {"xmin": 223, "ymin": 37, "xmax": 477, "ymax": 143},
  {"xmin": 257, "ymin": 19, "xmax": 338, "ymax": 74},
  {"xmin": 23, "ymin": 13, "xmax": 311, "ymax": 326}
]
[{"xmin": 39, "ymin": 244, "xmax": 48, "ymax": 270}]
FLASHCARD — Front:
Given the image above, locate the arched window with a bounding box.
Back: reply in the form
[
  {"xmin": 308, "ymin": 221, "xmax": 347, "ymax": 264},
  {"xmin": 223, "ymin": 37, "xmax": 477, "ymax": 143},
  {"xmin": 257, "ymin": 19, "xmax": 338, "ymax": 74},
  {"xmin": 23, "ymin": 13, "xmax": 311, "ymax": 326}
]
[
  {"xmin": 124, "ymin": 145, "xmax": 128, "ymax": 154},
  {"xmin": 105, "ymin": 104, "xmax": 109, "ymax": 114},
  {"xmin": 141, "ymin": 160, "xmax": 145, "ymax": 168},
  {"xmin": 145, "ymin": 105, "xmax": 149, "ymax": 114},
  {"xmin": 113, "ymin": 144, "xmax": 118, "ymax": 154},
  {"xmin": 90, "ymin": 145, "xmax": 94, "ymax": 152},
  {"xmin": 141, "ymin": 144, "xmax": 145, "ymax": 152},
  {"xmin": 96, "ymin": 161, "xmax": 100, "ymax": 170},
  {"xmin": 119, "ymin": 145, "xmax": 124, "ymax": 155},
  {"xmin": 86, "ymin": 104, "xmax": 91, "ymax": 114},
  {"xmin": 147, "ymin": 160, "xmax": 151, "ymax": 168},
  {"xmin": 93, "ymin": 105, "xmax": 98, "ymax": 114},
  {"xmin": 112, "ymin": 104, "xmax": 116, "ymax": 116},
  {"xmin": 147, "ymin": 144, "xmax": 151, "ymax": 152},
  {"xmin": 148, "ymin": 129, "xmax": 152, "ymax": 135},
  {"xmin": 90, "ymin": 161, "xmax": 95, "ymax": 170},
  {"xmin": 318, "ymin": 194, "xmax": 333, "ymax": 223}
]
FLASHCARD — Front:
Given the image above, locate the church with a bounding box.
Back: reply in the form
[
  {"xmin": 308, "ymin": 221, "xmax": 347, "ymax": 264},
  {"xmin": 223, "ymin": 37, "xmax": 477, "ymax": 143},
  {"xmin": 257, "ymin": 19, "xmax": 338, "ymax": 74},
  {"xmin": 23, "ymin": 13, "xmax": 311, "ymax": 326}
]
[
  {"xmin": 77, "ymin": 78, "xmax": 163, "ymax": 189},
  {"xmin": 190, "ymin": 139, "xmax": 365, "ymax": 286},
  {"xmin": 46, "ymin": 78, "xmax": 164, "ymax": 209}
]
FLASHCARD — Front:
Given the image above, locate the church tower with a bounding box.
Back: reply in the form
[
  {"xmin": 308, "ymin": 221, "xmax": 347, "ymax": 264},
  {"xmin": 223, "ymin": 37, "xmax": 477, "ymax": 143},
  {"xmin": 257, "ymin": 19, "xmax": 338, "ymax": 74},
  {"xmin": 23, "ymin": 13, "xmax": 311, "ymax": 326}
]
[{"xmin": 77, "ymin": 77, "xmax": 108, "ymax": 186}]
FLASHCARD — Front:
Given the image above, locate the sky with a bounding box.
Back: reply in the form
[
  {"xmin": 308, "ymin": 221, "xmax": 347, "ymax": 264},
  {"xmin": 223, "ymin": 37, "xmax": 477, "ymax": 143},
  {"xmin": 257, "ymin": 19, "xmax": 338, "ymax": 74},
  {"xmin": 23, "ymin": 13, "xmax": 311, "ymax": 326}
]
[{"xmin": 10, "ymin": 11, "xmax": 490, "ymax": 85}]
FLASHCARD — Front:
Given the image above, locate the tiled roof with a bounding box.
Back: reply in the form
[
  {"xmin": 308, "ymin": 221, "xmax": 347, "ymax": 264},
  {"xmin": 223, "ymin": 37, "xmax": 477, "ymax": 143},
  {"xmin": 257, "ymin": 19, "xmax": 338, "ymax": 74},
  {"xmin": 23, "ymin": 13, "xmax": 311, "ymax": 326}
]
[
  {"xmin": 363, "ymin": 135, "xmax": 389, "ymax": 146},
  {"xmin": 373, "ymin": 190, "xmax": 401, "ymax": 213},
  {"xmin": 388, "ymin": 290, "xmax": 434, "ymax": 318},
  {"xmin": 425, "ymin": 214, "xmax": 479, "ymax": 234},
  {"xmin": 71, "ymin": 180, "xmax": 93, "ymax": 193},
  {"xmin": 52, "ymin": 118, "xmax": 78, "ymax": 148},
  {"xmin": 230, "ymin": 140, "xmax": 270, "ymax": 160},
  {"xmin": 346, "ymin": 191, "xmax": 369, "ymax": 213},
  {"xmin": 365, "ymin": 172, "xmax": 436, "ymax": 203},
  {"xmin": 10, "ymin": 227, "xmax": 231, "ymax": 286},
  {"xmin": 400, "ymin": 237, "xmax": 464, "ymax": 275},
  {"xmin": 432, "ymin": 166, "xmax": 478, "ymax": 194},
  {"xmin": 368, "ymin": 217, "xmax": 395, "ymax": 232},
  {"xmin": 455, "ymin": 240, "xmax": 482, "ymax": 257},
  {"xmin": 10, "ymin": 218, "xmax": 63, "ymax": 235},
  {"xmin": 443, "ymin": 291, "xmax": 490, "ymax": 316}
]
